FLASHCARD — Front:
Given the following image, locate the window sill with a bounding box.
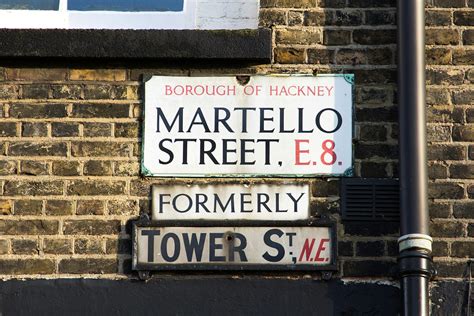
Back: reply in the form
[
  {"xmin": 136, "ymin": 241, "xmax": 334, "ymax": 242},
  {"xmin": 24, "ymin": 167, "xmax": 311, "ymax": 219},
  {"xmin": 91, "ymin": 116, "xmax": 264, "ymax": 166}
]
[{"xmin": 0, "ymin": 28, "xmax": 271, "ymax": 62}]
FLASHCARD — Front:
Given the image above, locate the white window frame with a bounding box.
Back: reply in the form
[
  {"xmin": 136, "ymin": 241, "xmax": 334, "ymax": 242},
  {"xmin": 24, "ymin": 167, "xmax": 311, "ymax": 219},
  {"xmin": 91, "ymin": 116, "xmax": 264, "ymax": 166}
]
[{"xmin": 0, "ymin": 0, "xmax": 197, "ymax": 29}]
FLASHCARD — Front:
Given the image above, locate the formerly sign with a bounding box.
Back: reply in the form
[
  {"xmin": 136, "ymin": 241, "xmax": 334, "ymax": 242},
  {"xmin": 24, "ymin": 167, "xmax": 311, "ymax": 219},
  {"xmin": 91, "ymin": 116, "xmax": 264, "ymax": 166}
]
[
  {"xmin": 142, "ymin": 75, "xmax": 353, "ymax": 177},
  {"xmin": 133, "ymin": 224, "xmax": 335, "ymax": 270},
  {"xmin": 152, "ymin": 183, "xmax": 310, "ymax": 221}
]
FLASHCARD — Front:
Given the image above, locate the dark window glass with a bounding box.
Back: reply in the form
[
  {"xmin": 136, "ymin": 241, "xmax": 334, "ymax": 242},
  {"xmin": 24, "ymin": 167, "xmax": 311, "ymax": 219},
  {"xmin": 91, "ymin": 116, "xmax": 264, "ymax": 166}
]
[
  {"xmin": 68, "ymin": 0, "xmax": 184, "ymax": 12},
  {"xmin": 0, "ymin": 0, "xmax": 59, "ymax": 10}
]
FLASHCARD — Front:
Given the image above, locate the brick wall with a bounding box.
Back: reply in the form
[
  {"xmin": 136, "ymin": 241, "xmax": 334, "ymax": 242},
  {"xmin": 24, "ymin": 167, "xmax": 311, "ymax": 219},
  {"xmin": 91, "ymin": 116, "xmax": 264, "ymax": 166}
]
[{"xmin": 0, "ymin": 0, "xmax": 472, "ymax": 286}]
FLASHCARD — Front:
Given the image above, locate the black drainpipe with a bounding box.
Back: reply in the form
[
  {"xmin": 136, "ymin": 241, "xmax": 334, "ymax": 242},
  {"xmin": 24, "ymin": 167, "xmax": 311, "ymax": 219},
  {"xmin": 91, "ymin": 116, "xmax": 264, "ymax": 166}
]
[{"xmin": 397, "ymin": 0, "xmax": 434, "ymax": 315}]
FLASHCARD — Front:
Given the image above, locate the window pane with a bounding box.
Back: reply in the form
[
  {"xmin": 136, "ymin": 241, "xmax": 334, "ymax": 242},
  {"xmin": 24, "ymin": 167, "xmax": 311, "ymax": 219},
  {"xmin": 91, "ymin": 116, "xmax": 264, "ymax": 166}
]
[
  {"xmin": 68, "ymin": 0, "xmax": 184, "ymax": 12},
  {"xmin": 0, "ymin": 0, "xmax": 59, "ymax": 10}
]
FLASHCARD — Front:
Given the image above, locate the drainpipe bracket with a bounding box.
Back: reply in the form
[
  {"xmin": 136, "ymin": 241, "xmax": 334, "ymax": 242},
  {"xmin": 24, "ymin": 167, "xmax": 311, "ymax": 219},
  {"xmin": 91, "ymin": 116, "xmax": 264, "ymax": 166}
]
[{"xmin": 398, "ymin": 234, "xmax": 433, "ymax": 252}]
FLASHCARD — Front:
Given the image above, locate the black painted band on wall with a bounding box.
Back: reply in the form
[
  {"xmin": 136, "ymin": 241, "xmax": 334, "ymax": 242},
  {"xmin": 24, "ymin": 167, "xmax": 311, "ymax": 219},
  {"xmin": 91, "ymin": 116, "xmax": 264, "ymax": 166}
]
[
  {"xmin": 0, "ymin": 278, "xmax": 401, "ymax": 315},
  {"xmin": 0, "ymin": 29, "xmax": 272, "ymax": 61}
]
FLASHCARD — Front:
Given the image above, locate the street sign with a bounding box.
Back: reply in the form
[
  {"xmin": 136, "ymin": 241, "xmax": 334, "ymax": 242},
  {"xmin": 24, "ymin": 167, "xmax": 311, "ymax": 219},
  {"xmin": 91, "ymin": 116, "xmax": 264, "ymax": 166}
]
[
  {"xmin": 142, "ymin": 75, "xmax": 354, "ymax": 177},
  {"xmin": 133, "ymin": 222, "xmax": 336, "ymax": 271},
  {"xmin": 151, "ymin": 183, "xmax": 310, "ymax": 221}
]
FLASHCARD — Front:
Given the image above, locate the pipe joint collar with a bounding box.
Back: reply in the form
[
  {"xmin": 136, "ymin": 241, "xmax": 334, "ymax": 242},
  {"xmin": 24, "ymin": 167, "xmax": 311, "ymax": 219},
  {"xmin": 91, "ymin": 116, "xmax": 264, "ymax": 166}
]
[
  {"xmin": 398, "ymin": 234, "xmax": 432, "ymax": 252},
  {"xmin": 398, "ymin": 250, "xmax": 435, "ymax": 278}
]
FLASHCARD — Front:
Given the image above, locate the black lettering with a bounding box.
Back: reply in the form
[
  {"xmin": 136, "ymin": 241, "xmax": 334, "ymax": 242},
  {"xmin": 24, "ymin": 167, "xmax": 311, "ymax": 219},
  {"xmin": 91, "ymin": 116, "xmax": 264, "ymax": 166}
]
[
  {"xmin": 156, "ymin": 107, "xmax": 183, "ymax": 132},
  {"xmin": 174, "ymin": 138, "xmax": 197, "ymax": 164},
  {"xmin": 214, "ymin": 193, "xmax": 235, "ymax": 213},
  {"xmin": 222, "ymin": 139, "xmax": 238, "ymax": 165},
  {"xmin": 234, "ymin": 107, "xmax": 256, "ymax": 133},
  {"xmin": 195, "ymin": 194, "xmax": 210, "ymax": 213},
  {"xmin": 199, "ymin": 139, "xmax": 219, "ymax": 165},
  {"xmin": 141, "ymin": 230, "xmax": 160, "ymax": 263},
  {"xmin": 209, "ymin": 233, "xmax": 226, "ymax": 262},
  {"xmin": 257, "ymin": 193, "xmax": 271, "ymax": 213},
  {"xmin": 316, "ymin": 108, "xmax": 343, "ymax": 133},
  {"xmin": 286, "ymin": 232, "xmax": 297, "ymax": 247},
  {"xmin": 240, "ymin": 193, "xmax": 252, "ymax": 212},
  {"xmin": 187, "ymin": 108, "xmax": 211, "ymax": 133},
  {"xmin": 298, "ymin": 108, "xmax": 314, "ymax": 133},
  {"xmin": 161, "ymin": 233, "xmax": 180, "ymax": 262},
  {"xmin": 214, "ymin": 107, "xmax": 234, "ymax": 132},
  {"xmin": 183, "ymin": 233, "xmax": 206, "ymax": 262},
  {"xmin": 256, "ymin": 139, "xmax": 279, "ymax": 165},
  {"xmin": 279, "ymin": 108, "xmax": 295, "ymax": 133},
  {"xmin": 259, "ymin": 108, "xmax": 275, "ymax": 133},
  {"xmin": 275, "ymin": 193, "xmax": 288, "ymax": 212},
  {"xmin": 287, "ymin": 192, "xmax": 305, "ymax": 212},
  {"xmin": 158, "ymin": 139, "xmax": 174, "ymax": 164},
  {"xmin": 240, "ymin": 139, "xmax": 256, "ymax": 165},
  {"xmin": 158, "ymin": 194, "xmax": 171, "ymax": 214},
  {"xmin": 262, "ymin": 229, "xmax": 285, "ymax": 262},
  {"xmin": 228, "ymin": 233, "xmax": 248, "ymax": 262},
  {"xmin": 173, "ymin": 194, "xmax": 192, "ymax": 213}
]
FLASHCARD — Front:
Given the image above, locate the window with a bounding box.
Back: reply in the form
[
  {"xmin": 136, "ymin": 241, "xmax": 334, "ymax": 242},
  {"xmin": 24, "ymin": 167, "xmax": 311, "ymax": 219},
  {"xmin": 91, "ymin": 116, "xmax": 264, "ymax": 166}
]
[
  {"xmin": 0, "ymin": 0, "xmax": 259, "ymax": 29},
  {"xmin": 68, "ymin": 0, "xmax": 184, "ymax": 12},
  {"xmin": 0, "ymin": 0, "xmax": 59, "ymax": 10},
  {"xmin": 0, "ymin": 0, "xmax": 266, "ymax": 59},
  {"xmin": 0, "ymin": 0, "xmax": 196, "ymax": 29}
]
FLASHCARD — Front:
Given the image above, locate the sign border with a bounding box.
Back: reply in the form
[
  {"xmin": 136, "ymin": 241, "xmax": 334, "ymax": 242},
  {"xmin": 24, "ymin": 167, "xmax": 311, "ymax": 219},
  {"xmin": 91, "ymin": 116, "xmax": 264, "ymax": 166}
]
[
  {"xmin": 132, "ymin": 216, "xmax": 338, "ymax": 272},
  {"xmin": 141, "ymin": 74, "xmax": 355, "ymax": 178}
]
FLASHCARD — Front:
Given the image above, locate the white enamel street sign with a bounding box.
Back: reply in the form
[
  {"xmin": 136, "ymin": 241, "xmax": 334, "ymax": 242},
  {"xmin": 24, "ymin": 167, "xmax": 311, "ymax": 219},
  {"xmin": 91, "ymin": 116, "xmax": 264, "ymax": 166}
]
[
  {"xmin": 134, "ymin": 225, "xmax": 335, "ymax": 270},
  {"xmin": 152, "ymin": 183, "xmax": 310, "ymax": 221},
  {"xmin": 142, "ymin": 75, "xmax": 354, "ymax": 177}
]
